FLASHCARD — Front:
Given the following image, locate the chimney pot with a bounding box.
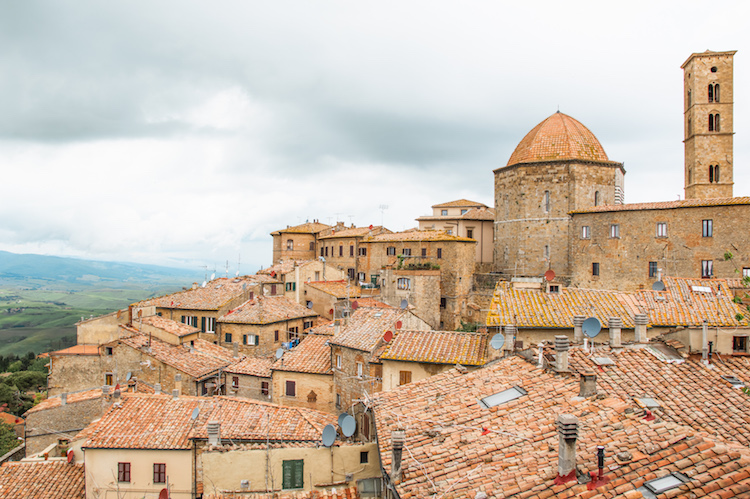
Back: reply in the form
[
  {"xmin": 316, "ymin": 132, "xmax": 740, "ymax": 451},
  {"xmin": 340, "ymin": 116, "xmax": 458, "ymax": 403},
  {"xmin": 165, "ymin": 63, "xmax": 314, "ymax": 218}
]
[
  {"xmin": 578, "ymin": 372, "xmax": 597, "ymax": 397},
  {"xmin": 233, "ymin": 342, "xmax": 239, "ymax": 358},
  {"xmin": 503, "ymin": 325, "xmax": 516, "ymax": 351},
  {"xmin": 634, "ymin": 314, "xmax": 648, "ymax": 343},
  {"xmin": 573, "ymin": 315, "xmax": 585, "ymax": 343},
  {"xmin": 172, "ymin": 389, "xmax": 179, "ymax": 399},
  {"xmin": 554, "ymin": 335, "xmax": 570, "ymax": 372},
  {"xmin": 207, "ymin": 421, "xmax": 221, "ymax": 446},
  {"xmin": 391, "ymin": 430, "xmax": 406, "ymax": 483},
  {"xmin": 556, "ymin": 414, "xmax": 578, "ymax": 481},
  {"xmin": 154, "ymin": 383, "xmax": 161, "ymax": 395},
  {"xmin": 608, "ymin": 317, "xmax": 622, "ymax": 348}
]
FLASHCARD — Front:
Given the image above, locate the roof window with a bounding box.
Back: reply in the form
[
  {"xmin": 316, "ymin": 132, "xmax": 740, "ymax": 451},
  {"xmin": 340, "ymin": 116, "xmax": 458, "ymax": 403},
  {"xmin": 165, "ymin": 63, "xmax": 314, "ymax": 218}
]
[
  {"xmin": 691, "ymin": 285, "xmax": 712, "ymax": 293},
  {"xmin": 639, "ymin": 472, "xmax": 690, "ymax": 496},
  {"xmin": 477, "ymin": 386, "xmax": 526, "ymax": 409},
  {"xmin": 634, "ymin": 397, "xmax": 661, "ymax": 410},
  {"xmin": 592, "ymin": 357, "xmax": 615, "ymax": 366},
  {"xmin": 721, "ymin": 375, "xmax": 745, "ymax": 388}
]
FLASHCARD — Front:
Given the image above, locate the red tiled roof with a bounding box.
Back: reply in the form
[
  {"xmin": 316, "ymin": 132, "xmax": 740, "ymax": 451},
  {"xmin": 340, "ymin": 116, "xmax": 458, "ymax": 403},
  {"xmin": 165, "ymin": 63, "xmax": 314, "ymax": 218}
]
[
  {"xmin": 272, "ymin": 335, "xmax": 332, "ymax": 375},
  {"xmin": 219, "ymin": 295, "xmax": 317, "ymax": 324},
  {"xmin": 49, "ymin": 345, "xmax": 99, "ymax": 356},
  {"xmin": 0, "ymin": 461, "xmax": 85, "ymax": 498},
  {"xmin": 136, "ymin": 315, "xmax": 199, "ymax": 337},
  {"xmin": 381, "ymin": 330, "xmax": 487, "ymax": 366},
  {"xmin": 224, "ymin": 357, "xmax": 273, "ymax": 378},
  {"xmin": 372, "ymin": 356, "xmax": 750, "ymax": 498},
  {"xmin": 117, "ymin": 331, "xmax": 238, "ymax": 380},
  {"xmin": 205, "ymin": 486, "xmax": 359, "ymax": 499},
  {"xmin": 0, "ymin": 411, "xmax": 22, "ymax": 425},
  {"xmin": 306, "ymin": 320, "xmax": 334, "ymax": 335},
  {"xmin": 329, "ymin": 308, "xmax": 416, "ymax": 353},
  {"xmin": 258, "ymin": 260, "xmax": 315, "ymax": 276},
  {"xmin": 24, "ymin": 388, "xmax": 104, "ymax": 416},
  {"xmin": 570, "ymin": 196, "xmax": 750, "ymax": 214},
  {"xmin": 80, "ymin": 393, "xmax": 335, "ymax": 449},
  {"xmin": 505, "ymin": 112, "xmax": 613, "ymax": 166},
  {"xmin": 306, "ymin": 281, "xmax": 362, "ymax": 299},
  {"xmin": 136, "ymin": 277, "xmax": 261, "ymax": 311},
  {"xmin": 364, "ymin": 230, "xmax": 474, "ymax": 243},
  {"xmin": 271, "ymin": 221, "xmax": 331, "ymax": 235},
  {"xmin": 417, "ymin": 206, "xmax": 495, "ymax": 222},
  {"xmin": 569, "ymin": 344, "xmax": 750, "ymax": 448},
  {"xmin": 318, "ymin": 225, "xmax": 390, "ymax": 240},
  {"xmin": 431, "ymin": 199, "xmax": 488, "ymax": 209},
  {"xmin": 487, "ymin": 277, "xmax": 748, "ymax": 329}
]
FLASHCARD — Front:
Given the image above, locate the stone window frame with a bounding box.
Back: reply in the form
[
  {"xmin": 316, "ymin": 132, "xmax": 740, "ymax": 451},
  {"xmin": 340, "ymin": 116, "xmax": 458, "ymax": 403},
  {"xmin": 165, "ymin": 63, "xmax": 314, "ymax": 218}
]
[
  {"xmin": 397, "ymin": 278, "xmax": 411, "ymax": 290},
  {"xmin": 702, "ymin": 219, "xmax": 713, "ymax": 237},
  {"xmin": 592, "ymin": 262, "xmax": 600, "ymax": 276},
  {"xmin": 649, "ymin": 261, "xmax": 658, "ymax": 278},
  {"xmin": 441, "ymin": 209, "xmax": 448, "ymax": 216},
  {"xmin": 581, "ymin": 226, "xmax": 590, "ymax": 239},
  {"xmin": 286, "ymin": 239, "xmax": 294, "ymax": 251},
  {"xmin": 709, "ymin": 164, "xmax": 720, "ymax": 183},
  {"xmin": 656, "ymin": 222, "xmax": 668, "ymax": 238},
  {"xmin": 609, "ymin": 224, "xmax": 620, "ymax": 239}
]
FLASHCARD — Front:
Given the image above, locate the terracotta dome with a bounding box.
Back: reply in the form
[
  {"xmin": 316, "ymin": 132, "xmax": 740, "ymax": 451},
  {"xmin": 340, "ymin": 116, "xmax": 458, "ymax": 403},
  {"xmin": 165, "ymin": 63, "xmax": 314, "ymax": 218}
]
[{"xmin": 506, "ymin": 112, "xmax": 609, "ymax": 166}]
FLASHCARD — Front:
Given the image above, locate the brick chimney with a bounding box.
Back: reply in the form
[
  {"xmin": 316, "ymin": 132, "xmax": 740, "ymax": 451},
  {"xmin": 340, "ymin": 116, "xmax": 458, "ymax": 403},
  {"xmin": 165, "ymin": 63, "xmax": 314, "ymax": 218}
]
[
  {"xmin": 154, "ymin": 383, "xmax": 161, "ymax": 395},
  {"xmin": 233, "ymin": 342, "xmax": 239, "ymax": 358},
  {"xmin": 555, "ymin": 414, "xmax": 578, "ymax": 484},
  {"xmin": 573, "ymin": 315, "xmax": 585, "ymax": 343},
  {"xmin": 578, "ymin": 372, "xmax": 597, "ymax": 398},
  {"xmin": 391, "ymin": 430, "xmax": 405, "ymax": 483},
  {"xmin": 634, "ymin": 314, "xmax": 648, "ymax": 343},
  {"xmin": 174, "ymin": 374, "xmax": 182, "ymax": 395},
  {"xmin": 608, "ymin": 317, "xmax": 622, "ymax": 348},
  {"xmin": 554, "ymin": 335, "xmax": 570, "ymax": 372}
]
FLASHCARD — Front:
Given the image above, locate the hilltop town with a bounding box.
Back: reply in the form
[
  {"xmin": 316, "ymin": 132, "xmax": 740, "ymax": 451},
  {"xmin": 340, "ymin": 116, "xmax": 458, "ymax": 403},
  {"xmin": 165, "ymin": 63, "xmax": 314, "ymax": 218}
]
[{"xmin": 1, "ymin": 50, "xmax": 749, "ymax": 499}]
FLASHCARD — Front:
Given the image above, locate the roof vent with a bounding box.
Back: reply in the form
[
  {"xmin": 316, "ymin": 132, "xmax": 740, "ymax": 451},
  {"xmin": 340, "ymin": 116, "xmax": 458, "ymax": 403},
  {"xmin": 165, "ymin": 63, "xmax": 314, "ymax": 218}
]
[
  {"xmin": 555, "ymin": 414, "xmax": 578, "ymax": 484},
  {"xmin": 554, "ymin": 335, "xmax": 570, "ymax": 372},
  {"xmin": 207, "ymin": 421, "xmax": 221, "ymax": 446}
]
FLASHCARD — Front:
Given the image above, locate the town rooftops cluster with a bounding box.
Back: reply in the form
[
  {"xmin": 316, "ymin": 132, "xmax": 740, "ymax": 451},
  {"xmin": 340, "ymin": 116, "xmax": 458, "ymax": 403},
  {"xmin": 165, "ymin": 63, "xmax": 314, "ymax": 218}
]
[
  {"xmin": 380, "ymin": 330, "xmax": 488, "ymax": 366},
  {"xmin": 136, "ymin": 276, "xmax": 267, "ymax": 311},
  {"xmin": 219, "ymin": 295, "xmax": 317, "ymax": 325}
]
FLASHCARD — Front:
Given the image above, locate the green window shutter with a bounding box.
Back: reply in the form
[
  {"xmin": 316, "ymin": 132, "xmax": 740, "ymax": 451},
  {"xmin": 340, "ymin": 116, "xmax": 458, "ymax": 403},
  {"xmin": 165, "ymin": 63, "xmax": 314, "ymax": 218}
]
[
  {"xmin": 243, "ymin": 334, "xmax": 247, "ymax": 345},
  {"xmin": 201, "ymin": 317, "xmax": 206, "ymax": 331},
  {"xmin": 255, "ymin": 335, "xmax": 260, "ymax": 345},
  {"xmin": 282, "ymin": 460, "xmax": 304, "ymax": 489}
]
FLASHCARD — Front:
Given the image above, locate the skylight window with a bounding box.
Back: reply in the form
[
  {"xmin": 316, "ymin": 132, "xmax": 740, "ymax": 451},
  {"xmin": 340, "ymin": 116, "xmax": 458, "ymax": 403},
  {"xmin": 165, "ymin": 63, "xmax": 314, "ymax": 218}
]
[
  {"xmin": 641, "ymin": 472, "xmax": 689, "ymax": 495},
  {"xmin": 691, "ymin": 285, "xmax": 712, "ymax": 294},
  {"xmin": 477, "ymin": 386, "xmax": 527, "ymax": 409},
  {"xmin": 593, "ymin": 357, "xmax": 615, "ymax": 366},
  {"xmin": 721, "ymin": 375, "xmax": 745, "ymax": 388},
  {"xmin": 635, "ymin": 397, "xmax": 661, "ymax": 410}
]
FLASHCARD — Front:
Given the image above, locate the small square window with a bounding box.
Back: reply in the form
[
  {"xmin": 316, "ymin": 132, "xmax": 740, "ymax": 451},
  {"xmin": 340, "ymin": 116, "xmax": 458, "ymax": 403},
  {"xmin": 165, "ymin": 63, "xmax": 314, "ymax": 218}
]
[
  {"xmin": 360, "ymin": 451, "xmax": 369, "ymax": 464},
  {"xmin": 105, "ymin": 347, "xmax": 113, "ymax": 356},
  {"xmin": 466, "ymin": 228, "xmax": 473, "ymax": 238},
  {"xmin": 285, "ymin": 380, "xmax": 296, "ymax": 397},
  {"xmin": 402, "ymin": 248, "xmax": 411, "ymax": 256},
  {"xmin": 441, "ymin": 209, "xmax": 448, "ymax": 216},
  {"xmin": 581, "ymin": 226, "xmax": 590, "ymax": 239},
  {"xmin": 656, "ymin": 222, "xmax": 667, "ymax": 237},
  {"xmin": 609, "ymin": 224, "xmax": 620, "ymax": 238},
  {"xmin": 261, "ymin": 381, "xmax": 269, "ymax": 396},
  {"xmin": 592, "ymin": 262, "xmax": 600, "ymax": 276},
  {"xmin": 232, "ymin": 376, "xmax": 239, "ymax": 389},
  {"xmin": 225, "ymin": 333, "xmax": 232, "ymax": 343}
]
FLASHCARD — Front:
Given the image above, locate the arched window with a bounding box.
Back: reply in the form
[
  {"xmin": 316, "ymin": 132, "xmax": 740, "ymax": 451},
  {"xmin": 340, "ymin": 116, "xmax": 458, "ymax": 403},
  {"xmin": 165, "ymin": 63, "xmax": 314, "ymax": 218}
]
[
  {"xmin": 715, "ymin": 84, "xmax": 720, "ymax": 103},
  {"xmin": 543, "ymin": 190, "xmax": 550, "ymax": 213},
  {"xmin": 715, "ymin": 114, "xmax": 720, "ymax": 132},
  {"xmin": 708, "ymin": 84, "xmax": 714, "ymax": 103},
  {"xmin": 594, "ymin": 191, "xmax": 601, "ymax": 206},
  {"xmin": 709, "ymin": 165, "xmax": 714, "ymax": 183},
  {"xmin": 688, "ymin": 117, "xmax": 692, "ymax": 136},
  {"xmin": 708, "ymin": 114, "xmax": 714, "ymax": 132},
  {"xmin": 715, "ymin": 165, "xmax": 720, "ymax": 183},
  {"xmin": 286, "ymin": 239, "xmax": 294, "ymax": 250},
  {"xmin": 687, "ymin": 90, "xmax": 691, "ymax": 107}
]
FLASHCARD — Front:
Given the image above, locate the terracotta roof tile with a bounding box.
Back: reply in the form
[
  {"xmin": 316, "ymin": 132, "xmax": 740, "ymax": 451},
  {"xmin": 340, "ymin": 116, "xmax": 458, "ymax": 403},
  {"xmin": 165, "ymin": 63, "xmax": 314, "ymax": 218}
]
[
  {"xmin": 272, "ymin": 334, "xmax": 332, "ymax": 375},
  {"xmin": 569, "ymin": 345, "xmax": 750, "ymax": 448},
  {"xmin": 381, "ymin": 330, "xmax": 488, "ymax": 366},
  {"xmin": 0, "ymin": 411, "xmax": 22, "ymax": 425},
  {"xmin": 305, "ymin": 281, "xmax": 363, "ymax": 299},
  {"xmin": 487, "ymin": 277, "xmax": 748, "ymax": 329},
  {"xmin": 49, "ymin": 344, "xmax": 100, "ymax": 356},
  {"xmin": 80, "ymin": 393, "xmax": 335, "ymax": 449},
  {"xmin": 24, "ymin": 388, "xmax": 104, "ymax": 416},
  {"xmin": 224, "ymin": 357, "xmax": 273, "ymax": 378},
  {"xmin": 365, "ymin": 229, "xmax": 475, "ymax": 243},
  {"xmin": 136, "ymin": 315, "xmax": 199, "ymax": 337},
  {"xmin": 570, "ymin": 196, "xmax": 750, "ymax": 214},
  {"xmin": 117, "ymin": 331, "xmax": 238, "ymax": 380},
  {"xmin": 0, "ymin": 461, "xmax": 85, "ymax": 498},
  {"xmin": 136, "ymin": 277, "xmax": 262, "ymax": 311},
  {"xmin": 205, "ymin": 486, "xmax": 359, "ymax": 498},
  {"xmin": 219, "ymin": 295, "xmax": 317, "ymax": 324},
  {"xmin": 258, "ymin": 260, "xmax": 315, "ymax": 276},
  {"xmin": 271, "ymin": 221, "xmax": 331, "ymax": 235},
  {"xmin": 318, "ymin": 225, "xmax": 390, "ymax": 240},
  {"xmin": 372, "ymin": 356, "xmax": 750, "ymax": 498},
  {"xmin": 329, "ymin": 308, "xmax": 413, "ymax": 352},
  {"xmin": 431, "ymin": 199, "xmax": 488, "ymax": 209}
]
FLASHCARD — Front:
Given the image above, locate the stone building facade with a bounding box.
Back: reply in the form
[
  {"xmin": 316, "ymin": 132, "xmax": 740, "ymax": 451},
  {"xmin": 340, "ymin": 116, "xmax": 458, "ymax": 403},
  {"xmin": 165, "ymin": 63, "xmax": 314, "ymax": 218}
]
[
  {"xmin": 258, "ymin": 259, "xmax": 346, "ymax": 304},
  {"xmin": 493, "ymin": 112, "xmax": 625, "ymax": 281},
  {"xmin": 47, "ymin": 345, "xmax": 102, "ymax": 397},
  {"xmin": 570, "ymin": 198, "xmax": 750, "ymax": 290},
  {"xmin": 317, "ymin": 225, "xmax": 390, "ymax": 281},
  {"xmin": 271, "ymin": 220, "xmax": 331, "ymax": 263},
  {"xmin": 379, "ymin": 268, "xmax": 441, "ymax": 329},
  {"xmin": 683, "ymin": 50, "xmax": 736, "ymax": 199}
]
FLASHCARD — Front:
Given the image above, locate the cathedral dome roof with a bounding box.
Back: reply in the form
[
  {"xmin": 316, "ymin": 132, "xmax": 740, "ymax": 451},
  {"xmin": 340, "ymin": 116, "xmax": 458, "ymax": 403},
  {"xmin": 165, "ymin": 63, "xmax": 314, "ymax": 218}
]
[{"xmin": 506, "ymin": 112, "xmax": 609, "ymax": 166}]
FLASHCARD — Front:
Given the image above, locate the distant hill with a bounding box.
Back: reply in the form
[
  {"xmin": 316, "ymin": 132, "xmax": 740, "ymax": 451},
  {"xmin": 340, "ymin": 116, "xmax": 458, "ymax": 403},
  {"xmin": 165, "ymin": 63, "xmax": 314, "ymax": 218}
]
[{"xmin": 0, "ymin": 250, "xmax": 199, "ymax": 289}]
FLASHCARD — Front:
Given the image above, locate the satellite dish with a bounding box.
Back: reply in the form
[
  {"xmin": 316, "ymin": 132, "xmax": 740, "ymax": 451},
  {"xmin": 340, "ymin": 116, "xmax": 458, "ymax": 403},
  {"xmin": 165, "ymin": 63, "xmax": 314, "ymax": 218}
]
[
  {"xmin": 191, "ymin": 408, "xmax": 200, "ymax": 420},
  {"xmin": 352, "ymin": 300, "xmax": 359, "ymax": 310},
  {"xmin": 652, "ymin": 280, "xmax": 665, "ymax": 291},
  {"xmin": 544, "ymin": 269, "xmax": 556, "ymax": 281},
  {"xmin": 341, "ymin": 415, "xmax": 356, "ymax": 437},
  {"xmin": 400, "ymin": 299, "xmax": 408, "ymax": 309},
  {"xmin": 210, "ymin": 272, "xmax": 215, "ymax": 280},
  {"xmin": 383, "ymin": 330, "xmax": 393, "ymax": 342},
  {"xmin": 275, "ymin": 348, "xmax": 284, "ymax": 360},
  {"xmin": 322, "ymin": 424, "xmax": 337, "ymax": 447},
  {"xmin": 329, "ymin": 308, "xmax": 334, "ymax": 315},
  {"xmin": 126, "ymin": 372, "xmax": 132, "ymax": 381},
  {"xmin": 338, "ymin": 413, "xmax": 349, "ymax": 427},
  {"xmin": 201, "ymin": 281, "xmax": 207, "ymax": 288},
  {"xmin": 307, "ymin": 301, "xmax": 314, "ymax": 309},
  {"xmin": 490, "ymin": 333, "xmax": 505, "ymax": 350},
  {"xmin": 396, "ymin": 320, "xmax": 402, "ymax": 329},
  {"xmin": 67, "ymin": 449, "xmax": 74, "ymax": 464},
  {"xmin": 159, "ymin": 488, "xmax": 169, "ymax": 499},
  {"xmin": 582, "ymin": 317, "xmax": 602, "ymax": 338}
]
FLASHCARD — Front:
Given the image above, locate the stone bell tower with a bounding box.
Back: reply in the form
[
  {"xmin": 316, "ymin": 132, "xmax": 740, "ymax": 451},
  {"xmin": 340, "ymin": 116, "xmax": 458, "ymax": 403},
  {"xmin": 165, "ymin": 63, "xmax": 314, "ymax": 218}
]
[{"xmin": 682, "ymin": 50, "xmax": 736, "ymax": 199}]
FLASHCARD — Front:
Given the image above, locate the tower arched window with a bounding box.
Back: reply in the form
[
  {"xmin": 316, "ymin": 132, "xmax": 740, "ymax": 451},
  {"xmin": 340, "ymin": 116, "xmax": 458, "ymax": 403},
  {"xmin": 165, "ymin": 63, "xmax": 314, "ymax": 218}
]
[
  {"xmin": 714, "ymin": 84, "xmax": 720, "ymax": 102},
  {"xmin": 709, "ymin": 165, "xmax": 714, "ymax": 183},
  {"xmin": 708, "ymin": 114, "xmax": 714, "ymax": 132},
  {"xmin": 715, "ymin": 114, "xmax": 720, "ymax": 132},
  {"xmin": 594, "ymin": 191, "xmax": 601, "ymax": 206},
  {"xmin": 543, "ymin": 191, "xmax": 550, "ymax": 213},
  {"xmin": 714, "ymin": 165, "xmax": 720, "ymax": 183},
  {"xmin": 687, "ymin": 90, "xmax": 691, "ymax": 107},
  {"xmin": 708, "ymin": 84, "xmax": 714, "ymax": 103}
]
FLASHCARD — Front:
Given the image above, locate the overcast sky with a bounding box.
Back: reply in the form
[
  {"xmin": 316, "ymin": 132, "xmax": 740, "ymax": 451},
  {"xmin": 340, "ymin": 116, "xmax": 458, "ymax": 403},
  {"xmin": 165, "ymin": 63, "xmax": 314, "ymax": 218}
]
[{"xmin": 1, "ymin": 1, "xmax": 748, "ymax": 275}]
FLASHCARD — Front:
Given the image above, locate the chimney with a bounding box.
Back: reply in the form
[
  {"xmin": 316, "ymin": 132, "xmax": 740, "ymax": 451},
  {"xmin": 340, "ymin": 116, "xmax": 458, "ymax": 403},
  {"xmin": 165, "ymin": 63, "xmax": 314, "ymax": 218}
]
[
  {"xmin": 174, "ymin": 374, "xmax": 182, "ymax": 395},
  {"xmin": 578, "ymin": 372, "xmax": 597, "ymax": 398},
  {"xmin": 702, "ymin": 320, "xmax": 709, "ymax": 362},
  {"xmin": 634, "ymin": 314, "xmax": 648, "ymax": 343},
  {"xmin": 60, "ymin": 393, "xmax": 67, "ymax": 406},
  {"xmin": 573, "ymin": 315, "xmax": 585, "ymax": 343},
  {"xmin": 391, "ymin": 430, "xmax": 405, "ymax": 483},
  {"xmin": 555, "ymin": 414, "xmax": 578, "ymax": 484},
  {"xmin": 504, "ymin": 325, "xmax": 516, "ymax": 352},
  {"xmin": 192, "ymin": 282, "xmax": 199, "ymax": 290},
  {"xmin": 207, "ymin": 421, "xmax": 221, "ymax": 446},
  {"xmin": 172, "ymin": 389, "xmax": 179, "ymax": 399},
  {"xmin": 554, "ymin": 336, "xmax": 569, "ymax": 372},
  {"xmin": 334, "ymin": 319, "xmax": 341, "ymax": 336},
  {"xmin": 154, "ymin": 383, "xmax": 161, "ymax": 395},
  {"xmin": 608, "ymin": 317, "xmax": 622, "ymax": 348},
  {"xmin": 102, "ymin": 385, "xmax": 110, "ymax": 395},
  {"xmin": 233, "ymin": 342, "xmax": 239, "ymax": 358}
]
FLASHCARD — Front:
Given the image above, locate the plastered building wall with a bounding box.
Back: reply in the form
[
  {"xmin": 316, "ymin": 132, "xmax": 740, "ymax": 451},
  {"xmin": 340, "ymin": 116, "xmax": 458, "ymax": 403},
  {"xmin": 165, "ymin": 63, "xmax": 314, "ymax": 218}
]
[
  {"xmin": 271, "ymin": 370, "xmax": 334, "ymax": 414},
  {"xmin": 48, "ymin": 353, "xmax": 102, "ymax": 396},
  {"xmin": 218, "ymin": 317, "xmax": 311, "ymax": 357},
  {"xmin": 381, "ymin": 360, "xmax": 455, "ymax": 392},
  {"xmin": 198, "ymin": 442, "xmax": 380, "ymax": 494},
  {"xmin": 76, "ymin": 311, "xmax": 129, "ymax": 345}
]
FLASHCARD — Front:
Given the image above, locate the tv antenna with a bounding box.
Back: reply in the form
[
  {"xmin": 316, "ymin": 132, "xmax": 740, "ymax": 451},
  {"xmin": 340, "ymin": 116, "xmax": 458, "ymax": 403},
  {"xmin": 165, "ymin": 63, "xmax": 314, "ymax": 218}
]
[
  {"xmin": 378, "ymin": 204, "xmax": 389, "ymax": 226},
  {"xmin": 236, "ymin": 253, "xmax": 241, "ymax": 277}
]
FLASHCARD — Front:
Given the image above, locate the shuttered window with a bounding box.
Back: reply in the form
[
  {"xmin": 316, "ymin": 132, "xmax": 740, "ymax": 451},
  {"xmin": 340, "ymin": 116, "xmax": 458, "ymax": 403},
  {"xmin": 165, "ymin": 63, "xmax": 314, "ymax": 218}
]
[
  {"xmin": 282, "ymin": 459, "xmax": 304, "ymax": 489},
  {"xmin": 399, "ymin": 371, "xmax": 412, "ymax": 385}
]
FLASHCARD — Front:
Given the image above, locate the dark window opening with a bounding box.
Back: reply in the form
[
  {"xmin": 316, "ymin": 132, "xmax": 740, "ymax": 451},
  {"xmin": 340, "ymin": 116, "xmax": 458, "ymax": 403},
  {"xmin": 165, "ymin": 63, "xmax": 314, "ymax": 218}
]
[
  {"xmin": 386, "ymin": 246, "xmax": 396, "ymax": 256},
  {"xmin": 349, "ymin": 245, "xmax": 354, "ymax": 257},
  {"xmin": 711, "ymin": 66, "xmax": 717, "ymax": 73},
  {"xmin": 708, "ymin": 84, "xmax": 714, "ymax": 103},
  {"xmin": 232, "ymin": 376, "xmax": 239, "ymax": 389},
  {"xmin": 649, "ymin": 261, "xmax": 658, "ymax": 278},
  {"xmin": 285, "ymin": 380, "xmax": 296, "ymax": 397},
  {"xmin": 225, "ymin": 333, "xmax": 232, "ymax": 343},
  {"xmin": 282, "ymin": 460, "xmax": 304, "ymax": 490},
  {"xmin": 421, "ymin": 248, "xmax": 427, "ymax": 257},
  {"xmin": 437, "ymin": 248, "xmax": 442, "ymax": 259},
  {"xmin": 153, "ymin": 463, "xmax": 166, "ymax": 484},
  {"xmin": 592, "ymin": 262, "xmax": 600, "ymax": 276},
  {"xmin": 733, "ymin": 336, "xmax": 748, "ymax": 353},
  {"xmin": 118, "ymin": 462, "xmax": 131, "ymax": 483},
  {"xmin": 261, "ymin": 381, "xmax": 269, "ymax": 396},
  {"xmin": 594, "ymin": 191, "xmax": 601, "ymax": 206},
  {"xmin": 360, "ymin": 451, "xmax": 369, "ymax": 464},
  {"xmin": 715, "ymin": 83, "xmax": 720, "ymax": 102}
]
